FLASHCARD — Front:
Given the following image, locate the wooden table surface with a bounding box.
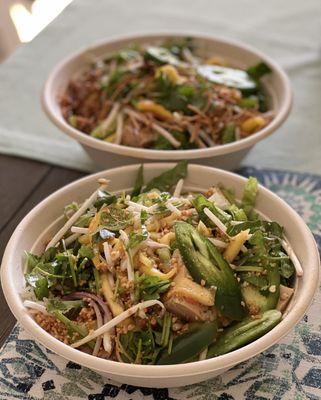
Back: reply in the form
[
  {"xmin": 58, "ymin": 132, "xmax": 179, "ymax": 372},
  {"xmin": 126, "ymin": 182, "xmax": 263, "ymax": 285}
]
[{"xmin": 0, "ymin": 154, "xmax": 85, "ymax": 347}]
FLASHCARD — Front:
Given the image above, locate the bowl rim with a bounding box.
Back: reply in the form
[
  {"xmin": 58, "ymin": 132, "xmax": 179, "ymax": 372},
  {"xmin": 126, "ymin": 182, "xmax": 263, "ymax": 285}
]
[
  {"xmin": 1, "ymin": 163, "xmax": 319, "ymax": 379},
  {"xmin": 42, "ymin": 31, "xmax": 293, "ymax": 161}
]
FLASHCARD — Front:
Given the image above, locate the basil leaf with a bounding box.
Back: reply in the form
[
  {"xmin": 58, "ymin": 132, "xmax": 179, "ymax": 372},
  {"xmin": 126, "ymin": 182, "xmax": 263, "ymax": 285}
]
[
  {"xmin": 247, "ymin": 62, "xmax": 271, "ymax": 81},
  {"xmin": 132, "ymin": 165, "xmax": 144, "ymax": 197},
  {"xmin": 94, "ymin": 190, "xmax": 117, "ymax": 209},
  {"xmin": 46, "ymin": 298, "xmax": 84, "ymax": 314},
  {"xmin": 144, "ymin": 161, "xmax": 187, "ymax": 192}
]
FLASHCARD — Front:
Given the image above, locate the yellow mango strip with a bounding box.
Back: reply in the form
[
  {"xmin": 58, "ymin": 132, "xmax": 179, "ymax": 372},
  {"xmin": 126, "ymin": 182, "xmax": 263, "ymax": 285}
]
[
  {"xmin": 224, "ymin": 230, "xmax": 250, "ymax": 263},
  {"xmin": 136, "ymin": 100, "xmax": 173, "ymax": 121},
  {"xmin": 100, "ymin": 272, "xmax": 124, "ymax": 316},
  {"xmin": 138, "ymin": 252, "xmax": 176, "ymax": 280},
  {"xmin": 155, "ymin": 64, "xmax": 185, "ymax": 84}
]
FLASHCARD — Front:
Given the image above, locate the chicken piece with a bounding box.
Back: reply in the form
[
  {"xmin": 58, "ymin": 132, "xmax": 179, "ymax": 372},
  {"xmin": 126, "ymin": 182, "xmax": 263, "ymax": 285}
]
[
  {"xmin": 164, "ymin": 262, "xmax": 215, "ymax": 321},
  {"xmin": 164, "ymin": 295, "xmax": 211, "ymax": 321},
  {"xmin": 276, "ymin": 284, "xmax": 294, "ymax": 313}
]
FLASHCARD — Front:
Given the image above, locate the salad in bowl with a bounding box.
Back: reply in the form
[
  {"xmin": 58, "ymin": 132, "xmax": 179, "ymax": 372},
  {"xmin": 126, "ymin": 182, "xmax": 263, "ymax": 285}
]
[
  {"xmin": 22, "ymin": 162, "xmax": 300, "ymax": 365},
  {"xmin": 61, "ymin": 38, "xmax": 273, "ymax": 150}
]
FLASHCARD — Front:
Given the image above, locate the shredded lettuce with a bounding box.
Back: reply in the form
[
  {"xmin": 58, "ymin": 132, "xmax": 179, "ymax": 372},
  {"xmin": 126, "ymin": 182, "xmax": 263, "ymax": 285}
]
[{"xmin": 242, "ymin": 177, "xmax": 258, "ymax": 218}]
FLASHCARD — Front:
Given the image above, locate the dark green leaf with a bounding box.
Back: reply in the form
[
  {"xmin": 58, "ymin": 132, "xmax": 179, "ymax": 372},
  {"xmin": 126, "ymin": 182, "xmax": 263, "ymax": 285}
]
[
  {"xmin": 135, "ymin": 273, "xmax": 171, "ymax": 301},
  {"xmin": 42, "ymin": 247, "xmax": 57, "ymax": 262},
  {"xmin": 132, "ymin": 165, "xmax": 144, "ymax": 197},
  {"xmin": 119, "ymin": 328, "xmax": 161, "ymax": 365},
  {"xmin": 24, "ymin": 252, "xmax": 40, "ymax": 272},
  {"xmin": 227, "ymin": 220, "xmax": 262, "ymax": 236},
  {"xmin": 34, "ymin": 277, "xmax": 49, "ymax": 300},
  {"xmin": 247, "ymin": 62, "xmax": 271, "ymax": 81},
  {"xmin": 140, "ymin": 210, "xmax": 148, "ymax": 224},
  {"xmin": 94, "ymin": 190, "xmax": 117, "ymax": 209},
  {"xmin": 193, "ymin": 194, "xmax": 231, "ymax": 225},
  {"xmin": 144, "ymin": 161, "xmax": 187, "ymax": 192},
  {"xmin": 152, "ymin": 130, "xmax": 197, "ymax": 150}
]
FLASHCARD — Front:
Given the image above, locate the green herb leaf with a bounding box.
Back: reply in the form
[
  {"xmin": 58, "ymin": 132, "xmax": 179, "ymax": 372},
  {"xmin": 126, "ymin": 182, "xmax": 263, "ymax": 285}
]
[
  {"xmin": 242, "ymin": 176, "xmax": 258, "ymax": 217},
  {"xmin": 152, "ymin": 130, "xmax": 197, "ymax": 150},
  {"xmin": 144, "ymin": 161, "xmax": 187, "ymax": 192},
  {"xmin": 127, "ymin": 231, "xmax": 148, "ymax": 250},
  {"xmin": 78, "ymin": 245, "xmax": 94, "ymax": 259},
  {"xmin": 132, "ymin": 165, "xmax": 144, "ymax": 197},
  {"xmin": 247, "ymin": 62, "xmax": 271, "ymax": 81},
  {"xmin": 94, "ymin": 190, "xmax": 117, "ymax": 209},
  {"xmin": 46, "ymin": 298, "xmax": 84, "ymax": 314},
  {"xmin": 135, "ymin": 273, "xmax": 171, "ymax": 301},
  {"xmin": 100, "ymin": 207, "xmax": 133, "ymax": 231},
  {"xmin": 140, "ymin": 210, "xmax": 148, "ymax": 224},
  {"xmin": 53, "ymin": 310, "xmax": 94, "ymax": 349},
  {"xmin": 193, "ymin": 194, "xmax": 232, "ymax": 225},
  {"xmin": 34, "ymin": 277, "xmax": 49, "ymax": 300},
  {"xmin": 24, "ymin": 252, "xmax": 40, "ymax": 272},
  {"xmin": 75, "ymin": 208, "xmax": 95, "ymax": 228},
  {"xmin": 279, "ymin": 258, "xmax": 295, "ymax": 279},
  {"xmin": 228, "ymin": 204, "xmax": 247, "ymax": 221},
  {"xmin": 119, "ymin": 328, "xmax": 162, "ymax": 365},
  {"xmin": 153, "ymin": 74, "xmax": 205, "ymax": 114}
]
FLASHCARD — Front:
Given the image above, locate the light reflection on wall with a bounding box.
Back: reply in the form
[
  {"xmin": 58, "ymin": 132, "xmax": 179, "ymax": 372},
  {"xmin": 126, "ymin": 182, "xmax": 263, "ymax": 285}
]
[{"xmin": 10, "ymin": 0, "xmax": 73, "ymax": 43}]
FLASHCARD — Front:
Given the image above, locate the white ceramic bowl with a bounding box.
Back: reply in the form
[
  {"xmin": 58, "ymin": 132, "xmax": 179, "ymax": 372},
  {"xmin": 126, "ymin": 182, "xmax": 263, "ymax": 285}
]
[
  {"xmin": 1, "ymin": 163, "xmax": 318, "ymax": 388},
  {"xmin": 42, "ymin": 33, "xmax": 292, "ymax": 170}
]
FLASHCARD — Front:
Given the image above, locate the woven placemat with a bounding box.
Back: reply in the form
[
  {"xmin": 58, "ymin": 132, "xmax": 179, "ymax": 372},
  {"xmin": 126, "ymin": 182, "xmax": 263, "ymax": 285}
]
[{"xmin": 1, "ymin": 167, "xmax": 320, "ymax": 400}]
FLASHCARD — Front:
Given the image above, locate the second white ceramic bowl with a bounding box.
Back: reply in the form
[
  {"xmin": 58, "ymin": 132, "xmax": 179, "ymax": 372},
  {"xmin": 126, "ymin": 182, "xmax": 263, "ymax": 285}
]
[
  {"xmin": 42, "ymin": 33, "xmax": 292, "ymax": 170},
  {"xmin": 1, "ymin": 163, "xmax": 319, "ymax": 388}
]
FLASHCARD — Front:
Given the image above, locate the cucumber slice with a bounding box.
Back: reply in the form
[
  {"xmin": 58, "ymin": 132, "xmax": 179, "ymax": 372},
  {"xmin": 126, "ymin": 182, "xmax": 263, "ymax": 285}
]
[
  {"xmin": 207, "ymin": 309, "xmax": 282, "ymax": 358},
  {"xmin": 241, "ymin": 281, "xmax": 279, "ymax": 315},
  {"xmin": 175, "ymin": 221, "xmax": 246, "ymax": 321},
  {"xmin": 144, "ymin": 46, "xmax": 182, "ymax": 66},
  {"xmin": 197, "ymin": 65, "xmax": 257, "ymax": 91}
]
